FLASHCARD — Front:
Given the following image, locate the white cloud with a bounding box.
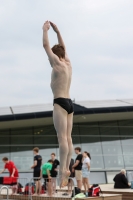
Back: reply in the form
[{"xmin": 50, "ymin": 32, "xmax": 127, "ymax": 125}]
[{"xmin": 0, "ymin": 0, "xmax": 133, "ymax": 107}]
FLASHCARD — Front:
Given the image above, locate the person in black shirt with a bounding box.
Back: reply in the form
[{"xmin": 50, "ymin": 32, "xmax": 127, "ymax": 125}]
[
  {"xmin": 50, "ymin": 153, "xmax": 60, "ymax": 193},
  {"xmin": 113, "ymin": 169, "xmax": 130, "ymax": 189},
  {"xmin": 31, "ymin": 147, "xmax": 42, "ymax": 195},
  {"xmin": 72, "ymin": 147, "xmax": 83, "ymax": 189}
]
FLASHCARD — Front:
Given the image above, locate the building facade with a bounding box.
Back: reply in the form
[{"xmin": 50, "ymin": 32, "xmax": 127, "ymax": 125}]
[{"xmin": 0, "ymin": 99, "xmax": 133, "ymax": 183}]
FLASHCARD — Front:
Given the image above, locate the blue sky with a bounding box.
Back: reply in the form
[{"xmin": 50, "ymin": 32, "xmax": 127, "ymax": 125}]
[{"xmin": 0, "ymin": 0, "xmax": 133, "ymax": 107}]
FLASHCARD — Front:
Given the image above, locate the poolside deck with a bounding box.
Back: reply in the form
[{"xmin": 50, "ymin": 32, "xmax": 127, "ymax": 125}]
[
  {"xmin": 0, "ymin": 193, "xmax": 122, "ymax": 200},
  {"xmin": 100, "ymin": 184, "xmax": 133, "ymax": 200}
]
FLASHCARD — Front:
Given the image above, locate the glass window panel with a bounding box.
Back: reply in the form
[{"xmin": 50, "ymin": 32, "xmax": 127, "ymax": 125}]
[
  {"xmin": 82, "ymin": 144, "xmax": 102, "ymax": 155},
  {"xmin": 0, "ymin": 130, "xmax": 10, "ymax": 145},
  {"xmin": 72, "ymin": 136, "xmax": 81, "ymax": 144},
  {"xmin": 106, "ymin": 171, "xmax": 119, "ymax": 183},
  {"xmin": 121, "ymin": 144, "xmax": 133, "ymax": 155},
  {"xmin": 0, "ymin": 147, "xmax": 10, "ymax": 170},
  {"xmin": 11, "ymin": 128, "xmax": 33, "ymax": 135},
  {"xmin": 119, "ymin": 127, "xmax": 133, "ymax": 136},
  {"xmin": 11, "ymin": 136, "xmax": 33, "ymax": 144},
  {"xmin": 102, "ymin": 145, "xmax": 122, "ymax": 155},
  {"xmin": 127, "ymin": 171, "xmax": 133, "ymax": 182},
  {"xmin": 104, "ymin": 155, "xmax": 124, "ymax": 169},
  {"xmin": 123, "ymin": 155, "xmax": 133, "ymax": 168},
  {"xmin": 118, "ymin": 120, "xmax": 133, "ymax": 126},
  {"xmin": 11, "ymin": 146, "xmax": 33, "ymax": 171},
  {"xmin": 121, "ymin": 137, "xmax": 133, "ymax": 145},
  {"xmin": 34, "ymin": 126, "xmax": 56, "ymax": 135},
  {"xmin": 0, "ymin": 130, "xmax": 10, "ymax": 135},
  {"xmin": 72, "ymin": 125, "xmax": 79, "ymax": 135},
  {"xmin": 101, "ymin": 136, "xmax": 121, "ymax": 145},
  {"xmin": 79, "ymin": 123, "xmax": 99, "ymax": 135},
  {"xmin": 33, "ymin": 126, "xmax": 57, "ymax": 144},
  {"xmin": 89, "ymin": 172, "xmax": 106, "ymax": 184},
  {"xmin": 11, "ymin": 128, "xmax": 33, "ymax": 144},
  {"xmin": 80, "ymin": 136, "xmax": 101, "ymax": 144},
  {"xmin": 99, "ymin": 121, "xmax": 119, "ymax": 135},
  {"xmin": 90, "ymin": 155, "xmax": 104, "ymax": 169},
  {"xmin": 39, "ymin": 147, "xmax": 59, "ymax": 164},
  {"xmin": 0, "ymin": 136, "xmax": 10, "ymax": 144},
  {"xmin": 34, "ymin": 135, "xmax": 58, "ymax": 145},
  {"xmin": 100, "ymin": 121, "xmax": 120, "ymax": 144},
  {"xmin": 119, "ymin": 120, "xmax": 133, "ymax": 143}
]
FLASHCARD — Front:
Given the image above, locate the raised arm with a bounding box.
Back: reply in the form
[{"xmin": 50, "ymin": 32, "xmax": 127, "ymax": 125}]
[
  {"xmin": 42, "ymin": 21, "xmax": 60, "ymax": 65},
  {"xmin": 50, "ymin": 21, "xmax": 70, "ymax": 62}
]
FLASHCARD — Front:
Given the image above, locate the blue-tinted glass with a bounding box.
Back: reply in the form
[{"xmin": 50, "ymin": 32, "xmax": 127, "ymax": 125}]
[
  {"xmin": 80, "ymin": 136, "xmax": 101, "ymax": 144},
  {"xmin": 11, "ymin": 146, "xmax": 33, "ymax": 171},
  {"xmin": 102, "ymin": 144, "xmax": 122, "ymax": 155},
  {"xmin": 104, "ymin": 155, "xmax": 124, "ymax": 168},
  {"xmin": 39, "ymin": 147, "xmax": 58, "ymax": 163},
  {"xmin": 121, "ymin": 144, "xmax": 133, "ymax": 155},
  {"xmin": 90, "ymin": 155, "xmax": 104, "ymax": 169},
  {"xmin": 123, "ymin": 156, "xmax": 133, "ymax": 168},
  {"xmin": 82, "ymin": 144, "xmax": 102, "ymax": 155}
]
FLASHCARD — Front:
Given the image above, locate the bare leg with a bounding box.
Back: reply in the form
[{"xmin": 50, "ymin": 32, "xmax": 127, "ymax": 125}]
[
  {"xmin": 68, "ymin": 179, "xmax": 73, "ymax": 194},
  {"xmin": 77, "ymin": 180, "xmax": 82, "ymax": 190},
  {"xmin": 32, "ymin": 181, "xmax": 38, "ymax": 195},
  {"xmin": 47, "ymin": 180, "xmax": 53, "ymax": 196},
  {"xmin": 52, "ymin": 178, "xmax": 56, "ymax": 193},
  {"xmin": 82, "ymin": 178, "xmax": 86, "ymax": 193},
  {"xmin": 66, "ymin": 113, "xmax": 73, "ymax": 171},
  {"xmin": 83, "ymin": 178, "xmax": 87, "ymax": 193},
  {"xmin": 38, "ymin": 180, "xmax": 41, "ymax": 195},
  {"xmin": 53, "ymin": 104, "xmax": 68, "ymax": 185},
  {"xmin": 85, "ymin": 177, "xmax": 90, "ymax": 190}
]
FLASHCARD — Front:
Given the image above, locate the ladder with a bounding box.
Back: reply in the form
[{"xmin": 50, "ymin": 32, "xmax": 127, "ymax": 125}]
[{"xmin": 0, "ymin": 186, "xmax": 9, "ymax": 200}]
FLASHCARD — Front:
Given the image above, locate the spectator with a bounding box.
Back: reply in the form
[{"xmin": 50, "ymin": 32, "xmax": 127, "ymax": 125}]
[
  {"xmin": 31, "ymin": 147, "xmax": 42, "ymax": 196},
  {"xmin": 113, "ymin": 169, "xmax": 130, "ymax": 189},
  {"xmin": 0, "ymin": 157, "xmax": 19, "ymax": 195},
  {"xmin": 82, "ymin": 152, "xmax": 91, "ymax": 196},
  {"xmin": 50, "ymin": 153, "xmax": 60, "ymax": 193},
  {"xmin": 41, "ymin": 159, "xmax": 54, "ymax": 196},
  {"xmin": 72, "ymin": 147, "xmax": 83, "ymax": 190}
]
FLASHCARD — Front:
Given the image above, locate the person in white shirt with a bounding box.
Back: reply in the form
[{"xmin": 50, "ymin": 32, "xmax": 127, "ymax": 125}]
[{"xmin": 82, "ymin": 151, "xmax": 91, "ymax": 196}]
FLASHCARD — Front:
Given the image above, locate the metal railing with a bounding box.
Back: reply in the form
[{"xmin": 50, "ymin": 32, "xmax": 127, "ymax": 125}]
[
  {"xmin": 0, "ymin": 186, "xmax": 9, "ymax": 200},
  {"xmin": 0, "ymin": 176, "xmax": 76, "ymax": 199}
]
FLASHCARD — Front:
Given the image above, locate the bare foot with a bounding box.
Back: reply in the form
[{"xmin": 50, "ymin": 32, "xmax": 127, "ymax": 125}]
[
  {"xmin": 60, "ymin": 171, "xmax": 71, "ymax": 188},
  {"xmin": 32, "ymin": 193, "xmax": 38, "ymax": 196}
]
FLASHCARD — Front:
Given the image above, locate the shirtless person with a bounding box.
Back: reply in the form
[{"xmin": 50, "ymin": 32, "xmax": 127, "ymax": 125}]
[{"xmin": 42, "ymin": 21, "xmax": 73, "ymax": 187}]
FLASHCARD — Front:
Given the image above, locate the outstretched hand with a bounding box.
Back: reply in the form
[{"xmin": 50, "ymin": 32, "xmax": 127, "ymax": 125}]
[
  {"xmin": 50, "ymin": 21, "xmax": 59, "ymax": 33},
  {"xmin": 42, "ymin": 21, "xmax": 50, "ymax": 31}
]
